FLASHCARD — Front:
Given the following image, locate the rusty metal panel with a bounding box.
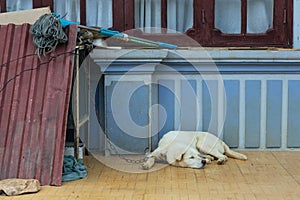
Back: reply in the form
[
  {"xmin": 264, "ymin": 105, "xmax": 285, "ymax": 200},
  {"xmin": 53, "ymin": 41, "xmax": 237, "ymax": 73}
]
[{"xmin": 0, "ymin": 24, "xmax": 77, "ymax": 185}]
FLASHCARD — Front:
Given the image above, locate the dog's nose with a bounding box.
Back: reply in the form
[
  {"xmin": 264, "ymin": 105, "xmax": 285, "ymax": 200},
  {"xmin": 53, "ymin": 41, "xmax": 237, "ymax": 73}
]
[{"xmin": 201, "ymin": 160, "xmax": 206, "ymax": 165}]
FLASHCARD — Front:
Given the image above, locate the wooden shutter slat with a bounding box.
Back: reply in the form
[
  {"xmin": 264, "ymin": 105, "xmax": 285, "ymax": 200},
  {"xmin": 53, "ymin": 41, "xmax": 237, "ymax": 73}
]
[
  {"xmin": 33, "ymin": 0, "xmax": 53, "ymax": 10},
  {"xmin": 0, "ymin": 0, "xmax": 6, "ymax": 12}
]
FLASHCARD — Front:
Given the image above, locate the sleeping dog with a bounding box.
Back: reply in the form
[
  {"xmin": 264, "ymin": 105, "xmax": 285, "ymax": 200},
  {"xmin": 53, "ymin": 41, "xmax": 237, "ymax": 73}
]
[{"xmin": 143, "ymin": 131, "xmax": 247, "ymax": 169}]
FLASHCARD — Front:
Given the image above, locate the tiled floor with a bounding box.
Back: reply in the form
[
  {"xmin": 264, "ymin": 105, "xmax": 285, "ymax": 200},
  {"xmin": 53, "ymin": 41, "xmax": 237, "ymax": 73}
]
[{"xmin": 2, "ymin": 151, "xmax": 300, "ymax": 200}]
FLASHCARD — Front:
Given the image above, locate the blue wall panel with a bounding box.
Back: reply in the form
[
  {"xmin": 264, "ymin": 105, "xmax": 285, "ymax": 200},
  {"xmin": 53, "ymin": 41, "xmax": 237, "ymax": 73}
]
[
  {"xmin": 180, "ymin": 80, "xmax": 198, "ymax": 131},
  {"xmin": 106, "ymin": 81, "xmax": 149, "ymax": 153},
  {"xmin": 287, "ymin": 80, "xmax": 300, "ymax": 148},
  {"xmin": 158, "ymin": 80, "xmax": 175, "ymax": 139},
  {"xmin": 129, "ymin": 85, "xmax": 149, "ymax": 127},
  {"xmin": 92, "ymin": 77, "xmax": 105, "ymax": 150},
  {"xmin": 266, "ymin": 80, "xmax": 282, "ymax": 148},
  {"xmin": 150, "ymin": 83, "xmax": 159, "ymax": 150},
  {"xmin": 106, "ymin": 113, "xmax": 148, "ymax": 153},
  {"xmin": 223, "ymin": 80, "xmax": 240, "ymax": 148},
  {"xmin": 202, "ymin": 80, "xmax": 218, "ymax": 135},
  {"xmin": 245, "ymin": 80, "xmax": 261, "ymax": 148}
]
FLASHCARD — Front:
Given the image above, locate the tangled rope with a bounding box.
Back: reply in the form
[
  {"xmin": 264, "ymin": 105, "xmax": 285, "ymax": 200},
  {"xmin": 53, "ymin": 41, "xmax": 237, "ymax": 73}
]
[{"xmin": 30, "ymin": 14, "xmax": 68, "ymax": 57}]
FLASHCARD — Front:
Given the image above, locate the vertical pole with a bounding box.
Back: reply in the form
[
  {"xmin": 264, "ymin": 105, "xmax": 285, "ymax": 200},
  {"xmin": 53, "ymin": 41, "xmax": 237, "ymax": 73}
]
[
  {"xmin": 74, "ymin": 47, "xmax": 80, "ymax": 160},
  {"xmin": 148, "ymin": 78, "xmax": 152, "ymax": 152}
]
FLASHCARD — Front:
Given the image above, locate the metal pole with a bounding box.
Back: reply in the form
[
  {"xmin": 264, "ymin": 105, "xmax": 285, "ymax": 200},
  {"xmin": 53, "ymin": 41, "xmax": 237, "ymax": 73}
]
[{"xmin": 74, "ymin": 47, "xmax": 80, "ymax": 160}]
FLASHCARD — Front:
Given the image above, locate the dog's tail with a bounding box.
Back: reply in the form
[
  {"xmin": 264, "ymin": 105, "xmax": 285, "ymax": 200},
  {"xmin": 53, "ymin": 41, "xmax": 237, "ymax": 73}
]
[{"xmin": 222, "ymin": 142, "xmax": 247, "ymax": 160}]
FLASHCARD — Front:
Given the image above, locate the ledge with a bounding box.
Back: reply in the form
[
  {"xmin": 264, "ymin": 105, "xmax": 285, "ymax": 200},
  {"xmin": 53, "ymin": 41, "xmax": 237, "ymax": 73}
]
[
  {"xmin": 89, "ymin": 48, "xmax": 300, "ymax": 74},
  {"xmin": 90, "ymin": 48, "xmax": 300, "ymax": 63}
]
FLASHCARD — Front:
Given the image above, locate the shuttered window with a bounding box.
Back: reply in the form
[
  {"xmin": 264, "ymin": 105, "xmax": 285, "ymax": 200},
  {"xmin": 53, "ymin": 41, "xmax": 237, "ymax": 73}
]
[
  {"xmin": 113, "ymin": 0, "xmax": 293, "ymax": 47},
  {"xmin": 0, "ymin": 0, "xmax": 293, "ymax": 47}
]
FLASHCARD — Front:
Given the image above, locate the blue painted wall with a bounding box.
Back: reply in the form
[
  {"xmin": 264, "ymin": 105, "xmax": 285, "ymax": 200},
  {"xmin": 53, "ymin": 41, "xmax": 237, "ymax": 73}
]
[
  {"xmin": 266, "ymin": 80, "xmax": 282, "ymax": 148},
  {"xmin": 158, "ymin": 80, "xmax": 175, "ymax": 140},
  {"xmin": 288, "ymin": 80, "xmax": 300, "ymax": 148},
  {"xmin": 180, "ymin": 80, "xmax": 198, "ymax": 131},
  {"xmin": 102, "ymin": 61, "xmax": 300, "ymax": 151},
  {"xmin": 106, "ymin": 81, "xmax": 149, "ymax": 153},
  {"xmin": 245, "ymin": 80, "xmax": 261, "ymax": 148},
  {"xmin": 223, "ymin": 80, "xmax": 240, "ymax": 148}
]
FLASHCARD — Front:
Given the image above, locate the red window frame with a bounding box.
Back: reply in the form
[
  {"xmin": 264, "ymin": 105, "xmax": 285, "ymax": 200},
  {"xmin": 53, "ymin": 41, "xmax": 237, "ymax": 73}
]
[
  {"xmin": 187, "ymin": 0, "xmax": 293, "ymax": 47},
  {"xmin": 112, "ymin": 0, "xmax": 293, "ymax": 48},
  {"xmin": 0, "ymin": 0, "xmax": 293, "ymax": 48}
]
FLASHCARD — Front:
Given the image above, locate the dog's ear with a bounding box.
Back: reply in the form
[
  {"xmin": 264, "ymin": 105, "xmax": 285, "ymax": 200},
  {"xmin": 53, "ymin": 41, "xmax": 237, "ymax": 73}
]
[
  {"xmin": 195, "ymin": 135, "xmax": 204, "ymax": 152},
  {"xmin": 166, "ymin": 144, "xmax": 186, "ymax": 164},
  {"xmin": 166, "ymin": 151, "xmax": 184, "ymax": 164},
  {"xmin": 177, "ymin": 153, "xmax": 184, "ymax": 161},
  {"xmin": 165, "ymin": 132, "xmax": 197, "ymax": 164}
]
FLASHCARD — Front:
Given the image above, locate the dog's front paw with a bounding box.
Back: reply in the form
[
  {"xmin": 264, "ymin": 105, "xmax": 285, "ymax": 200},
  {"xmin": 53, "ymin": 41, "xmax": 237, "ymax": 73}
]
[
  {"xmin": 142, "ymin": 163, "xmax": 151, "ymax": 170},
  {"xmin": 142, "ymin": 157, "xmax": 155, "ymax": 170}
]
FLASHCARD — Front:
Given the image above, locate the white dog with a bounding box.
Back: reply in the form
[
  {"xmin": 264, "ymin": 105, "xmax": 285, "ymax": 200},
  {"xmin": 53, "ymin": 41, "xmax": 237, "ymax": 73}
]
[{"xmin": 142, "ymin": 131, "xmax": 247, "ymax": 169}]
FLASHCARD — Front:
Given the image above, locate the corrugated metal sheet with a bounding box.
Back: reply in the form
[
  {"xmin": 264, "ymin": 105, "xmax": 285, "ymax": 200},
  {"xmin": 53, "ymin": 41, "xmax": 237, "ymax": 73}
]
[{"xmin": 0, "ymin": 23, "xmax": 77, "ymax": 185}]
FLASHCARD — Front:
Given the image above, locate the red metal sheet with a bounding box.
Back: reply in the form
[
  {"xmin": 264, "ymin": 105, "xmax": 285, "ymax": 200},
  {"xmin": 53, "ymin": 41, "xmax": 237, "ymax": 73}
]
[{"xmin": 0, "ymin": 23, "xmax": 77, "ymax": 185}]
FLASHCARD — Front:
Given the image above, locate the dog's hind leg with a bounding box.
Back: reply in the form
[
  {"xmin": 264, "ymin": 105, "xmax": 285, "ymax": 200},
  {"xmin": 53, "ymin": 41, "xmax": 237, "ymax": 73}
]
[
  {"xmin": 206, "ymin": 150, "xmax": 228, "ymax": 165},
  {"xmin": 222, "ymin": 142, "xmax": 247, "ymax": 160},
  {"xmin": 216, "ymin": 155, "xmax": 228, "ymax": 165}
]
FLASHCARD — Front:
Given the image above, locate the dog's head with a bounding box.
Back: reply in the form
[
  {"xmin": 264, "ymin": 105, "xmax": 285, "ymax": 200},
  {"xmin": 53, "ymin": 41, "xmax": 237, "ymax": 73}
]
[{"xmin": 167, "ymin": 145, "xmax": 206, "ymax": 169}]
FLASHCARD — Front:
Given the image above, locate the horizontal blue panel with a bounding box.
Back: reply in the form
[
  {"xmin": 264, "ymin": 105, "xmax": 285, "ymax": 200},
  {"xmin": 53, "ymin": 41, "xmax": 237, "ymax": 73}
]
[
  {"xmin": 223, "ymin": 80, "xmax": 239, "ymax": 148},
  {"xmin": 287, "ymin": 81, "xmax": 300, "ymax": 148},
  {"xmin": 245, "ymin": 80, "xmax": 261, "ymax": 148},
  {"xmin": 266, "ymin": 81, "xmax": 282, "ymax": 148}
]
